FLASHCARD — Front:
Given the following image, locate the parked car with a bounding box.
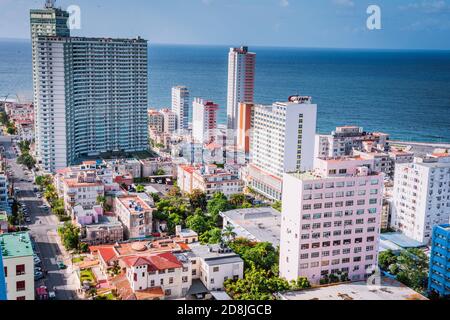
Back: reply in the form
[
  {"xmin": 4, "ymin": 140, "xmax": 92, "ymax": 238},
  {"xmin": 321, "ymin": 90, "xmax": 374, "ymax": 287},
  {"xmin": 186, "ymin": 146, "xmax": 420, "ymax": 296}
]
[
  {"xmin": 25, "ymin": 217, "xmax": 31, "ymax": 223},
  {"xmin": 57, "ymin": 262, "xmax": 67, "ymax": 270},
  {"xmin": 34, "ymin": 271, "xmax": 44, "ymax": 281}
]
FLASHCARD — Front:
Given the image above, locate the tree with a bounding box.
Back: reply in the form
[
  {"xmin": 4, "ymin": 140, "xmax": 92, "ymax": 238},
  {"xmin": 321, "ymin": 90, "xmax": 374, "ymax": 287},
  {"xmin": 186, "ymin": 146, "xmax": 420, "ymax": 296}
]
[
  {"xmin": 229, "ymin": 239, "xmax": 279, "ymax": 272},
  {"xmin": 167, "ymin": 186, "xmax": 182, "ymax": 198},
  {"xmin": 58, "ymin": 222, "xmax": 80, "ymax": 251},
  {"xmin": 229, "ymin": 194, "xmax": 246, "ymax": 207},
  {"xmin": 207, "ymin": 192, "xmax": 229, "ymax": 225},
  {"xmin": 272, "ymin": 201, "xmax": 282, "ymax": 212},
  {"xmin": 224, "ymin": 267, "xmax": 294, "ymax": 300},
  {"xmin": 35, "ymin": 175, "xmax": 53, "ymax": 189},
  {"xmin": 135, "ymin": 185, "xmax": 146, "ymax": 193},
  {"xmin": 17, "ymin": 154, "xmax": 36, "ymax": 169},
  {"xmin": 378, "ymin": 250, "xmax": 397, "ymax": 271},
  {"xmin": 188, "ymin": 189, "xmax": 207, "ymax": 211},
  {"xmin": 186, "ymin": 212, "xmax": 211, "ymax": 235},
  {"xmin": 154, "ymin": 169, "xmax": 166, "ymax": 176},
  {"xmin": 396, "ymin": 248, "xmax": 429, "ymax": 294},
  {"xmin": 222, "ymin": 225, "xmax": 237, "ymax": 243},
  {"xmin": 150, "ymin": 192, "xmax": 161, "ymax": 203},
  {"xmin": 199, "ymin": 228, "xmax": 223, "ymax": 245}
]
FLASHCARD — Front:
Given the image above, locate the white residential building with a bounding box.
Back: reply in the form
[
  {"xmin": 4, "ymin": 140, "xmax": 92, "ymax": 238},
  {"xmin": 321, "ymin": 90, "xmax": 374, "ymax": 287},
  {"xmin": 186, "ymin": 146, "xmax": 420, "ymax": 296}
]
[
  {"xmin": 0, "ymin": 232, "xmax": 35, "ymax": 300},
  {"xmin": 280, "ymin": 156, "xmax": 384, "ymax": 285},
  {"xmin": 227, "ymin": 47, "xmax": 256, "ymax": 130},
  {"xmin": 315, "ymin": 126, "xmax": 390, "ymax": 159},
  {"xmin": 192, "ymin": 98, "xmax": 218, "ymax": 144},
  {"xmin": 391, "ymin": 155, "xmax": 450, "ymax": 244},
  {"xmin": 172, "ymin": 86, "xmax": 190, "ymax": 131},
  {"xmin": 248, "ymin": 95, "xmax": 317, "ymax": 201},
  {"xmin": 177, "ymin": 164, "xmax": 243, "ymax": 198},
  {"xmin": 161, "ymin": 108, "xmax": 178, "ymax": 134},
  {"xmin": 62, "ymin": 171, "xmax": 105, "ymax": 214}
]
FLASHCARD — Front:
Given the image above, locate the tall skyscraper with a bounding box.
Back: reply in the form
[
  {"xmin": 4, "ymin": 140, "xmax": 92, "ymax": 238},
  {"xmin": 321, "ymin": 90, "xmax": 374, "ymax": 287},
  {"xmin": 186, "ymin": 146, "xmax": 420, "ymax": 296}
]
[
  {"xmin": 30, "ymin": 1, "xmax": 70, "ymax": 163},
  {"xmin": 248, "ymin": 95, "xmax": 317, "ymax": 201},
  {"xmin": 192, "ymin": 98, "xmax": 218, "ymax": 145},
  {"xmin": 30, "ymin": 2, "xmax": 149, "ymax": 172},
  {"xmin": 227, "ymin": 47, "xmax": 256, "ymax": 131},
  {"xmin": 172, "ymin": 86, "xmax": 190, "ymax": 131},
  {"xmin": 280, "ymin": 156, "xmax": 384, "ymax": 284},
  {"xmin": 391, "ymin": 154, "xmax": 450, "ymax": 244}
]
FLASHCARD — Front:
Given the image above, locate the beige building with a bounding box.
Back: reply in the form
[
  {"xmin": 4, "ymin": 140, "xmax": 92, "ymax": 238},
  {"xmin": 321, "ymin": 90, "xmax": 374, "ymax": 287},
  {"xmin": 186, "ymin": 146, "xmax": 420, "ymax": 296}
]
[{"xmin": 115, "ymin": 195, "xmax": 153, "ymax": 239}]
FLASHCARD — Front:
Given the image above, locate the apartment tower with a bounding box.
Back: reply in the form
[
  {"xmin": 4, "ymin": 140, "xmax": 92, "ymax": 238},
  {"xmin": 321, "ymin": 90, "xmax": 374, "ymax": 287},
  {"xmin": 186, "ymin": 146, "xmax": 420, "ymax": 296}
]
[
  {"xmin": 172, "ymin": 86, "xmax": 190, "ymax": 131},
  {"xmin": 248, "ymin": 95, "xmax": 317, "ymax": 201},
  {"xmin": 227, "ymin": 47, "xmax": 255, "ymax": 131},
  {"xmin": 280, "ymin": 157, "xmax": 384, "ymax": 284}
]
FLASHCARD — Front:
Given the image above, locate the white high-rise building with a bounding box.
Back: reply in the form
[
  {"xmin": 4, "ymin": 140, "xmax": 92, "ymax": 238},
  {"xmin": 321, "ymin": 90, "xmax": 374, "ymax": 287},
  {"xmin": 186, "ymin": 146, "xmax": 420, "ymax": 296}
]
[
  {"xmin": 227, "ymin": 47, "xmax": 255, "ymax": 130},
  {"xmin": 171, "ymin": 86, "xmax": 190, "ymax": 131},
  {"xmin": 248, "ymin": 95, "xmax": 317, "ymax": 201},
  {"xmin": 30, "ymin": 2, "xmax": 70, "ymax": 164},
  {"xmin": 280, "ymin": 157, "xmax": 384, "ymax": 284},
  {"xmin": 192, "ymin": 98, "xmax": 218, "ymax": 145},
  {"xmin": 391, "ymin": 155, "xmax": 450, "ymax": 244},
  {"xmin": 31, "ymin": 4, "xmax": 149, "ymax": 173}
]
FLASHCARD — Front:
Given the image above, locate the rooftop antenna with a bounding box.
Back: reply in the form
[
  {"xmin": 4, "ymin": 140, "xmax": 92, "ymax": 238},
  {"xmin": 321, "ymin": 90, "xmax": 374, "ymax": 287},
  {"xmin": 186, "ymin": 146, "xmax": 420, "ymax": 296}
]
[{"xmin": 45, "ymin": 0, "xmax": 55, "ymax": 9}]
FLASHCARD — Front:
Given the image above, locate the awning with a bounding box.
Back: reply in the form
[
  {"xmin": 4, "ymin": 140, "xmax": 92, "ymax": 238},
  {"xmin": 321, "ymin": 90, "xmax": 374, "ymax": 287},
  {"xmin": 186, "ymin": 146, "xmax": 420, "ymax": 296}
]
[{"xmin": 187, "ymin": 279, "xmax": 209, "ymax": 296}]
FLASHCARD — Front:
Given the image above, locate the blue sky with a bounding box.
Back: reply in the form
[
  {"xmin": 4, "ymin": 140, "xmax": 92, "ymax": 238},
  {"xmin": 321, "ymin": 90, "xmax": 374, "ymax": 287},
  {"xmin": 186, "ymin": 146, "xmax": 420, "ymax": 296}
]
[{"xmin": 1, "ymin": 0, "xmax": 450, "ymax": 49}]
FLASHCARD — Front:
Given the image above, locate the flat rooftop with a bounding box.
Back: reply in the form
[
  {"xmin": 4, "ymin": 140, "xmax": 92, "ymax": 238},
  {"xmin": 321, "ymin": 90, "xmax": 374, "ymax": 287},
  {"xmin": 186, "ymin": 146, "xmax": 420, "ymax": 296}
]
[
  {"xmin": 188, "ymin": 243, "xmax": 243, "ymax": 264},
  {"xmin": 117, "ymin": 195, "xmax": 151, "ymax": 214},
  {"xmin": 0, "ymin": 232, "xmax": 34, "ymax": 259},
  {"xmin": 380, "ymin": 233, "xmax": 426, "ymax": 249},
  {"xmin": 279, "ymin": 277, "xmax": 428, "ymax": 300},
  {"xmin": 220, "ymin": 207, "xmax": 281, "ymax": 246}
]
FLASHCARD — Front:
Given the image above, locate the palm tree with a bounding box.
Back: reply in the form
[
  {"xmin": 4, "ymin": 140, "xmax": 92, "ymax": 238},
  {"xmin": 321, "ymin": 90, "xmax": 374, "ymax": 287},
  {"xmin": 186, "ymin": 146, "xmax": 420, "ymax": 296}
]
[{"xmin": 222, "ymin": 225, "xmax": 237, "ymax": 243}]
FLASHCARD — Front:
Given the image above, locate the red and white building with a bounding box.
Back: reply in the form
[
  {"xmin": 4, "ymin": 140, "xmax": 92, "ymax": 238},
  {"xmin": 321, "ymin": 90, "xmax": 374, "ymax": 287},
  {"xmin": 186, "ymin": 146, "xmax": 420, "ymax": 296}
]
[
  {"xmin": 227, "ymin": 46, "xmax": 255, "ymax": 130},
  {"xmin": 192, "ymin": 98, "xmax": 218, "ymax": 144}
]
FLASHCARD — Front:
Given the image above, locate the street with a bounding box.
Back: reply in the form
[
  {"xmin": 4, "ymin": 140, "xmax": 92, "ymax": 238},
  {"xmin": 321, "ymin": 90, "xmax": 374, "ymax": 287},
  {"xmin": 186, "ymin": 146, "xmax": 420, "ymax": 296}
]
[{"xmin": 1, "ymin": 137, "xmax": 79, "ymax": 300}]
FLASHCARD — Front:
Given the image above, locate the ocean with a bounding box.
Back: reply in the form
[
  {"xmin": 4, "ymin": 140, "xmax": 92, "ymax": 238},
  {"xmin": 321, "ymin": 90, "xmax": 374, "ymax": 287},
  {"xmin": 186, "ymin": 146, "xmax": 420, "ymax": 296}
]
[{"xmin": 1, "ymin": 40, "xmax": 449, "ymax": 143}]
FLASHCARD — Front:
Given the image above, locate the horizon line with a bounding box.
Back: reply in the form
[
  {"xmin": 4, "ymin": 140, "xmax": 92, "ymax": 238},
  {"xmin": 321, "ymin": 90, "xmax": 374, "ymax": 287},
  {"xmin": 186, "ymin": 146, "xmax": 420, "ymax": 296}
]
[{"xmin": 1, "ymin": 37, "xmax": 450, "ymax": 52}]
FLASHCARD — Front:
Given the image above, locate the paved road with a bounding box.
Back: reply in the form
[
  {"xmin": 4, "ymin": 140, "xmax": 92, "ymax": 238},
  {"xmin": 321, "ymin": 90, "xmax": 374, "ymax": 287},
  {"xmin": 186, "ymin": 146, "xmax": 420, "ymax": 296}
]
[{"xmin": 2, "ymin": 137, "xmax": 79, "ymax": 300}]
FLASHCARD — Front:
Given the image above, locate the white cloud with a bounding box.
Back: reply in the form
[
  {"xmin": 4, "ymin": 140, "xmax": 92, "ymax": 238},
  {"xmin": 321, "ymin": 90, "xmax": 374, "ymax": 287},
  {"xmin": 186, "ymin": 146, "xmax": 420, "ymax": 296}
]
[
  {"xmin": 399, "ymin": 1, "xmax": 450, "ymax": 13},
  {"xmin": 280, "ymin": 0, "xmax": 289, "ymax": 7},
  {"xmin": 332, "ymin": 0, "xmax": 355, "ymax": 7}
]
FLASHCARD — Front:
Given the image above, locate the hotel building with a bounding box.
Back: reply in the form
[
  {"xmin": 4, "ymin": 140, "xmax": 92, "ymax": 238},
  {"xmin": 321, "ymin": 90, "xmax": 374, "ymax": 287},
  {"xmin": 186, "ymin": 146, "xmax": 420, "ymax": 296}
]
[
  {"xmin": 248, "ymin": 95, "xmax": 317, "ymax": 201},
  {"xmin": 31, "ymin": 3, "xmax": 148, "ymax": 172},
  {"xmin": 227, "ymin": 47, "xmax": 256, "ymax": 130},
  {"xmin": 391, "ymin": 155, "xmax": 450, "ymax": 244},
  {"xmin": 0, "ymin": 232, "xmax": 35, "ymax": 300},
  {"xmin": 172, "ymin": 86, "xmax": 190, "ymax": 131},
  {"xmin": 192, "ymin": 98, "xmax": 219, "ymax": 145},
  {"xmin": 279, "ymin": 156, "xmax": 384, "ymax": 285}
]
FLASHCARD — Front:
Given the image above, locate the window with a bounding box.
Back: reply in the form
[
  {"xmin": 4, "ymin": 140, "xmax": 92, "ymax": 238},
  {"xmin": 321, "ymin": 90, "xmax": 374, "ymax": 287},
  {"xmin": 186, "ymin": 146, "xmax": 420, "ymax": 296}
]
[
  {"xmin": 150, "ymin": 280, "xmax": 155, "ymax": 287},
  {"xmin": 165, "ymin": 289, "xmax": 172, "ymax": 296},
  {"xmin": 213, "ymin": 267, "xmax": 220, "ymax": 272},
  {"xmin": 169, "ymin": 277, "xmax": 174, "ymax": 284},
  {"xmin": 16, "ymin": 281, "xmax": 26, "ymax": 292},
  {"xmin": 182, "ymin": 276, "xmax": 188, "ymax": 283},
  {"xmin": 16, "ymin": 264, "xmax": 25, "ymax": 276},
  {"xmin": 160, "ymin": 279, "xmax": 164, "ymax": 285},
  {"xmin": 168, "ymin": 268, "xmax": 175, "ymax": 273},
  {"xmin": 192, "ymin": 270, "xmax": 197, "ymax": 276},
  {"xmin": 16, "ymin": 296, "xmax": 26, "ymax": 301}
]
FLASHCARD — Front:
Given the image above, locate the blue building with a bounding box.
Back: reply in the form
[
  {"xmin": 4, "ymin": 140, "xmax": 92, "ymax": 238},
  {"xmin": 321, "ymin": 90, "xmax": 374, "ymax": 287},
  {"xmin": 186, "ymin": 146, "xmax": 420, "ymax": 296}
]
[
  {"xmin": 0, "ymin": 247, "xmax": 6, "ymax": 300},
  {"xmin": 428, "ymin": 224, "xmax": 450, "ymax": 297}
]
